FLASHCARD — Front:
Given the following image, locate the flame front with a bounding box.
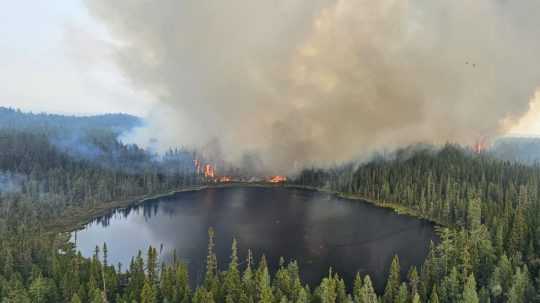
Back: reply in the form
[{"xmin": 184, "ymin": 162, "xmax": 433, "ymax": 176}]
[
  {"xmin": 204, "ymin": 164, "xmax": 215, "ymax": 178},
  {"xmin": 473, "ymin": 138, "xmax": 490, "ymax": 154},
  {"xmin": 268, "ymin": 176, "xmax": 287, "ymax": 183},
  {"xmin": 219, "ymin": 176, "xmax": 232, "ymax": 183}
]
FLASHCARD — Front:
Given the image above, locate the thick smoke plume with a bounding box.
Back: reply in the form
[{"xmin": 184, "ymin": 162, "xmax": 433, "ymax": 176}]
[{"xmin": 86, "ymin": 0, "xmax": 540, "ymax": 173}]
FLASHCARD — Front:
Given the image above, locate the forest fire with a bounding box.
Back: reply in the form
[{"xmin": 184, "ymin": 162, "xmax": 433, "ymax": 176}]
[
  {"xmin": 219, "ymin": 176, "xmax": 232, "ymax": 183},
  {"xmin": 204, "ymin": 164, "xmax": 215, "ymax": 178},
  {"xmin": 473, "ymin": 138, "xmax": 490, "ymax": 154},
  {"xmin": 193, "ymin": 158, "xmax": 287, "ymax": 184},
  {"xmin": 268, "ymin": 175, "xmax": 287, "ymax": 183}
]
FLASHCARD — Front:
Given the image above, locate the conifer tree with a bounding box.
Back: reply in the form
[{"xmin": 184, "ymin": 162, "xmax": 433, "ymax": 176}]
[
  {"xmin": 140, "ymin": 278, "xmax": 157, "ymax": 303},
  {"xmin": 395, "ymin": 283, "xmax": 408, "ymax": 303},
  {"xmin": 204, "ymin": 228, "xmax": 220, "ymax": 300},
  {"xmin": 462, "ymin": 274, "xmax": 479, "ymax": 303},
  {"xmin": 297, "ymin": 287, "xmax": 309, "ymax": 303},
  {"xmin": 28, "ymin": 275, "xmax": 49, "ymax": 303},
  {"xmin": 319, "ymin": 271, "xmax": 338, "ymax": 303},
  {"xmin": 90, "ymin": 288, "xmax": 105, "ymax": 303},
  {"xmin": 353, "ymin": 272, "xmax": 363, "ymax": 303},
  {"xmin": 224, "ymin": 238, "xmax": 242, "ymax": 302},
  {"xmin": 257, "ymin": 265, "xmax": 273, "ymax": 303},
  {"xmin": 146, "ymin": 246, "xmax": 158, "ymax": 284},
  {"xmin": 507, "ymin": 267, "xmax": 529, "ymax": 303},
  {"xmin": 336, "ymin": 275, "xmax": 348, "ymax": 303},
  {"xmin": 70, "ymin": 293, "xmax": 82, "ymax": 303},
  {"xmin": 360, "ymin": 275, "xmax": 378, "ymax": 303},
  {"xmin": 510, "ymin": 207, "xmax": 527, "ymax": 254},
  {"xmin": 383, "ymin": 255, "xmax": 401, "ymax": 303},
  {"xmin": 243, "ymin": 249, "xmax": 256, "ymax": 299},
  {"xmin": 467, "ymin": 197, "xmax": 482, "ymax": 231},
  {"xmin": 407, "ymin": 267, "xmax": 419, "ymax": 298},
  {"xmin": 429, "ymin": 285, "xmax": 439, "ymax": 303}
]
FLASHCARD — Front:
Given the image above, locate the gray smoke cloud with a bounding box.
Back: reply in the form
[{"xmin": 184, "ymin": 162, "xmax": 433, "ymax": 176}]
[{"xmin": 86, "ymin": 0, "xmax": 540, "ymax": 173}]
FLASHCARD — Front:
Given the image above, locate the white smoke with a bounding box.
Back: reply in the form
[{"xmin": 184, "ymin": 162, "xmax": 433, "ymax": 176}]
[{"xmin": 86, "ymin": 0, "xmax": 540, "ymax": 173}]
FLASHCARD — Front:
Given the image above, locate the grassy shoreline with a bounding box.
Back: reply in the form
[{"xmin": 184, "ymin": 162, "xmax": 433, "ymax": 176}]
[{"xmin": 49, "ymin": 182, "xmax": 441, "ymax": 235}]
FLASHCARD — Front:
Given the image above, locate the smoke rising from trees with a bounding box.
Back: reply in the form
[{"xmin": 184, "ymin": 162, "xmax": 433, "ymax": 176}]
[{"xmin": 86, "ymin": 0, "xmax": 540, "ymax": 173}]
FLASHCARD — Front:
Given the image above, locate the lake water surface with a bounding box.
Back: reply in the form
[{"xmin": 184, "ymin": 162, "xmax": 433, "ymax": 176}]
[{"xmin": 73, "ymin": 186, "xmax": 436, "ymax": 290}]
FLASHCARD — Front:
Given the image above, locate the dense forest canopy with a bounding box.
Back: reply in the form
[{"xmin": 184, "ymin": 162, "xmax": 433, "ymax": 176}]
[{"xmin": 0, "ymin": 109, "xmax": 539, "ymax": 302}]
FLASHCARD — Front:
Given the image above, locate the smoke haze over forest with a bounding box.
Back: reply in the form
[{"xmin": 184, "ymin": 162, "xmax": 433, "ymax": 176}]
[{"xmin": 85, "ymin": 0, "xmax": 540, "ymax": 172}]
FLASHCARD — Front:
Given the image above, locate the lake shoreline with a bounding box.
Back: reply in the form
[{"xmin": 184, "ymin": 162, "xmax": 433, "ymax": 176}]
[
  {"xmin": 50, "ymin": 182, "xmax": 441, "ymax": 234},
  {"xmin": 47, "ymin": 182, "xmax": 286, "ymax": 233},
  {"xmin": 72, "ymin": 184, "xmax": 438, "ymax": 291},
  {"xmin": 284, "ymin": 185, "xmax": 443, "ymax": 226}
]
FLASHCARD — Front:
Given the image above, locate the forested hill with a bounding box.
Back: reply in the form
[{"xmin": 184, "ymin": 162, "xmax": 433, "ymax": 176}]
[
  {"xmin": 0, "ymin": 108, "xmax": 202, "ymax": 223},
  {"xmin": 0, "ymin": 107, "xmax": 145, "ymax": 163},
  {"xmin": 293, "ymin": 144, "xmax": 540, "ymax": 302},
  {"xmin": 294, "ymin": 144, "xmax": 540, "ymax": 230},
  {"xmin": 0, "ymin": 107, "xmax": 141, "ymax": 135}
]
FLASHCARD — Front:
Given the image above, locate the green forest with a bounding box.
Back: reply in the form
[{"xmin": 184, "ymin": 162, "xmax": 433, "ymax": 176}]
[{"xmin": 1, "ymin": 107, "xmax": 539, "ymax": 302}]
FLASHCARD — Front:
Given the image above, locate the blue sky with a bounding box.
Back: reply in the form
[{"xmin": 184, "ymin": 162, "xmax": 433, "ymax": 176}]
[{"xmin": 0, "ymin": 0, "xmax": 153, "ymax": 115}]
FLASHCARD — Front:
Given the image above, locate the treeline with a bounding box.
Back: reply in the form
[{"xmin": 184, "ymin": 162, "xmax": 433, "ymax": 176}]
[
  {"xmin": 0, "ymin": 129, "xmax": 206, "ymax": 225},
  {"xmin": 292, "ymin": 144, "xmax": 540, "ymax": 302},
  {"xmin": 2, "ymin": 226, "xmax": 528, "ymax": 303},
  {"xmin": 0, "ymin": 227, "xmax": 417, "ymax": 303}
]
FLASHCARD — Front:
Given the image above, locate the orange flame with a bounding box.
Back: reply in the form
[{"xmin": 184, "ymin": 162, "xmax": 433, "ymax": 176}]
[
  {"xmin": 219, "ymin": 176, "xmax": 232, "ymax": 183},
  {"xmin": 473, "ymin": 138, "xmax": 489, "ymax": 154},
  {"xmin": 204, "ymin": 164, "xmax": 215, "ymax": 178},
  {"xmin": 268, "ymin": 176, "xmax": 287, "ymax": 183}
]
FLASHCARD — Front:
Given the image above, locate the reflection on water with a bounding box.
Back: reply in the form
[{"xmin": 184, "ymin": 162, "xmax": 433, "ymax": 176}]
[{"xmin": 73, "ymin": 187, "xmax": 437, "ymax": 291}]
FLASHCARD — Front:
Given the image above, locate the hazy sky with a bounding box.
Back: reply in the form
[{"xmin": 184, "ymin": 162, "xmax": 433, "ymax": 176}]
[
  {"xmin": 0, "ymin": 0, "xmax": 539, "ymax": 139},
  {"xmin": 0, "ymin": 0, "xmax": 154, "ymax": 116}
]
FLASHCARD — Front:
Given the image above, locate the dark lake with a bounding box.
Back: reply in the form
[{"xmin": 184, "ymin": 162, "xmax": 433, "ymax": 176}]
[{"xmin": 72, "ymin": 186, "xmax": 437, "ymax": 290}]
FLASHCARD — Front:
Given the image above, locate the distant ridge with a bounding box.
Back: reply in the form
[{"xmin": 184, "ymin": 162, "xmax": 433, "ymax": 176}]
[
  {"xmin": 0, "ymin": 106, "xmax": 142, "ymax": 134},
  {"xmin": 491, "ymin": 136, "xmax": 540, "ymax": 164}
]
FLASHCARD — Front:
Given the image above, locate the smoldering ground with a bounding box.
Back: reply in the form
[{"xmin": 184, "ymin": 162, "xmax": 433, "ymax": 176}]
[{"xmin": 86, "ymin": 0, "xmax": 540, "ymax": 173}]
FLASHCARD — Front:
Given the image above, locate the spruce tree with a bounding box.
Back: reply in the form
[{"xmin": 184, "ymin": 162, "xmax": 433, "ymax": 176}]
[
  {"xmin": 429, "ymin": 285, "xmax": 439, "ymax": 303},
  {"xmin": 383, "ymin": 255, "xmax": 401, "ymax": 303},
  {"xmin": 353, "ymin": 272, "xmax": 363, "ymax": 303},
  {"xmin": 462, "ymin": 274, "xmax": 479, "ymax": 303},
  {"xmin": 467, "ymin": 197, "xmax": 481, "ymax": 231},
  {"xmin": 395, "ymin": 283, "xmax": 408, "ymax": 303},
  {"xmin": 507, "ymin": 267, "xmax": 529, "ymax": 303},
  {"xmin": 204, "ymin": 228, "xmax": 220, "ymax": 300},
  {"xmin": 140, "ymin": 278, "xmax": 157, "ymax": 303},
  {"xmin": 319, "ymin": 271, "xmax": 338, "ymax": 303},
  {"xmin": 360, "ymin": 275, "xmax": 378, "ymax": 303},
  {"xmin": 407, "ymin": 267, "xmax": 419, "ymax": 299},
  {"xmin": 243, "ymin": 249, "xmax": 255, "ymax": 300},
  {"xmin": 224, "ymin": 238, "xmax": 242, "ymax": 302},
  {"xmin": 70, "ymin": 293, "xmax": 82, "ymax": 303},
  {"xmin": 257, "ymin": 265, "xmax": 273, "ymax": 303}
]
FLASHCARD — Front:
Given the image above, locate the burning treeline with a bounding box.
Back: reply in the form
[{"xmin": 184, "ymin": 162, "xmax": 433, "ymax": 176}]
[
  {"xmin": 87, "ymin": 0, "xmax": 540, "ymax": 172},
  {"xmin": 193, "ymin": 159, "xmax": 286, "ymax": 184}
]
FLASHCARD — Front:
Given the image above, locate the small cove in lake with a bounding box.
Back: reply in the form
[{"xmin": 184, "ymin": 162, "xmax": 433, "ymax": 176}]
[{"xmin": 72, "ymin": 186, "xmax": 437, "ymax": 291}]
